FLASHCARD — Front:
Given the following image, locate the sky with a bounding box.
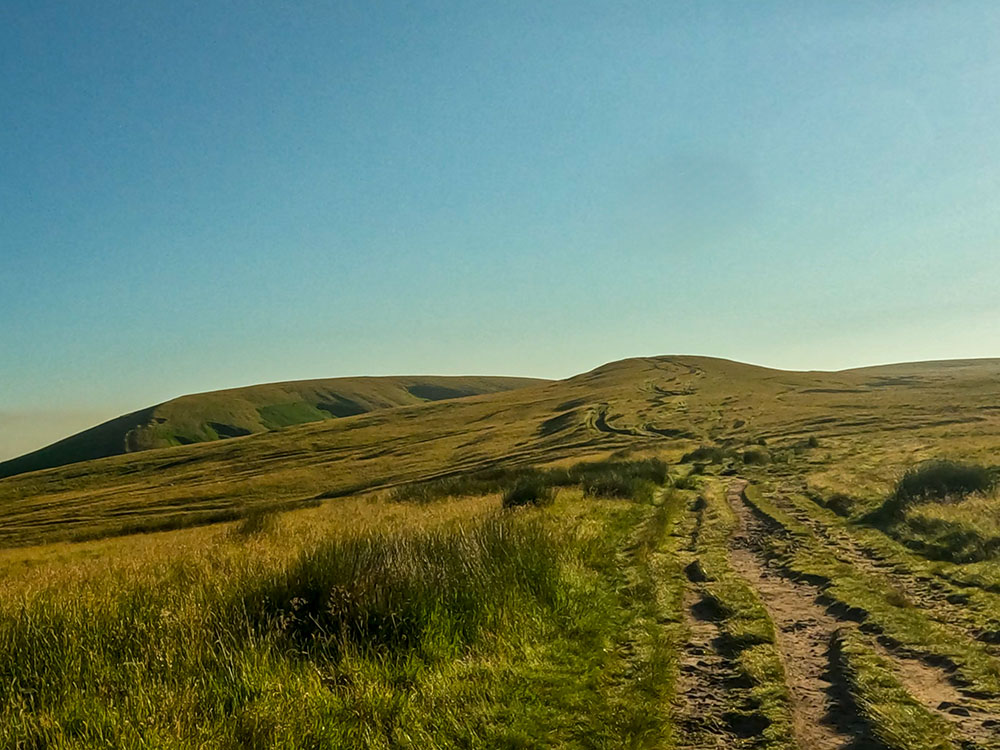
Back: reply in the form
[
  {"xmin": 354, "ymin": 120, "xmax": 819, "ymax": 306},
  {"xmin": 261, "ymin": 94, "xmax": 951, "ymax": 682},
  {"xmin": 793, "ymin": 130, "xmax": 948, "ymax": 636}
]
[{"xmin": 2, "ymin": 1, "xmax": 1000, "ymax": 460}]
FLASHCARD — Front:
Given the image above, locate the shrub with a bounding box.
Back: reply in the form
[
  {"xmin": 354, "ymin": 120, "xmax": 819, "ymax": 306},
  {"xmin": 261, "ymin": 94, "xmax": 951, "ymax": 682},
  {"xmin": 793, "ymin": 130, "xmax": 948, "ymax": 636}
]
[
  {"xmin": 740, "ymin": 448, "xmax": 771, "ymax": 465},
  {"xmin": 871, "ymin": 460, "xmax": 996, "ymax": 521},
  {"xmin": 232, "ymin": 506, "xmax": 279, "ymax": 538},
  {"xmin": 583, "ymin": 474, "xmax": 637, "ymax": 499},
  {"xmin": 672, "ymin": 474, "xmax": 698, "ymax": 490},
  {"xmin": 894, "ymin": 461, "xmax": 993, "ymax": 504},
  {"xmin": 681, "ymin": 446, "xmax": 728, "ymax": 464},
  {"xmin": 825, "ymin": 493, "xmax": 855, "ymax": 517},
  {"xmin": 502, "ymin": 479, "xmax": 554, "ymax": 509}
]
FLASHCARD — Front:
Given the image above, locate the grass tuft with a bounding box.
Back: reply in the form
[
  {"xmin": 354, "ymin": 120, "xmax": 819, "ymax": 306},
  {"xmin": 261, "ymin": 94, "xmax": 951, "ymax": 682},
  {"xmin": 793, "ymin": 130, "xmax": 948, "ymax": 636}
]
[{"xmin": 502, "ymin": 478, "xmax": 554, "ymax": 509}]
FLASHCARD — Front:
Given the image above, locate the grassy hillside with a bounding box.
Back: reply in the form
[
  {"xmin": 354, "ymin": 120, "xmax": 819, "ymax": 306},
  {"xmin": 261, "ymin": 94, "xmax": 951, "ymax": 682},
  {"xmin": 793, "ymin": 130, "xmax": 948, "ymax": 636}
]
[
  {"xmin": 0, "ymin": 375, "xmax": 545, "ymax": 481},
  {"xmin": 2, "ymin": 355, "xmax": 1000, "ymax": 547},
  {"xmin": 5, "ymin": 355, "xmax": 1000, "ymax": 747}
]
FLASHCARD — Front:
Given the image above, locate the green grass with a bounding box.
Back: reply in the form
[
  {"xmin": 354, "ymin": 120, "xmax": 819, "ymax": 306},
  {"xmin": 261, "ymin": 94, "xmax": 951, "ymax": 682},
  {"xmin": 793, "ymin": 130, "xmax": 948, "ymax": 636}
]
[
  {"xmin": 833, "ymin": 628, "xmax": 953, "ymax": 750},
  {"xmin": 743, "ymin": 484, "xmax": 1000, "ymax": 698},
  {"xmin": 501, "ymin": 477, "xmax": 554, "ymax": 508},
  {"xmin": 0, "ymin": 375, "xmax": 547, "ymax": 480},
  {"xmin": 0, "ymin": 474, "xmax": 686, "ymax": 748},
  {"xmin": 389, "ymin": 458, "xmax": 669, "ymax": 504},
  {"xmin": 5, "ymin": 355, "xmax": 1000, "ymax": 547},
  {"xmin": 870, "ymin": 459, "xmax": 996, "ymax": 523}
]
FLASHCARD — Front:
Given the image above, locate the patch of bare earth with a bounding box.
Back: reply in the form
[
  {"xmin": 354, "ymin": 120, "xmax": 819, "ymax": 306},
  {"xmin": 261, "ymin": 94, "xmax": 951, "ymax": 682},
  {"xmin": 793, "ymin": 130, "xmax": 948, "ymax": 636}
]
[
  {"xmin": 767, "ymin": 488, "xmax": 1000, "ymax": 657},
  {"xmin": 733, "ymin": 482, "xmax": 1000, "ymax": 749},
  {"xmin": 725, "ymin": 480, "xmax": 863, "ymax": 750},
  {"xmin": 871, "ymin": 641, "xmax": 1000, "ymax": 749},
  {"xmin": 675, "ymin": 585, "xmax": 743, "ymax": 748}
]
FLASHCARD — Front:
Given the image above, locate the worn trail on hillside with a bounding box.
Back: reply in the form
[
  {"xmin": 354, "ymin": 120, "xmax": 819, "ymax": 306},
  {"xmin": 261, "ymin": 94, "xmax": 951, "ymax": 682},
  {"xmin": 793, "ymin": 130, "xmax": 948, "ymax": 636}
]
[
  {"xmin": 768, "ymin": 488, "xmax": 1000, "ymax": 657},
  {"xmin": 734, "ymin": 482, "xmax": 1000, "ymax": 749},
  {"xmin": 725, "ymin": 481, "xmax": 863, "ymax": 750},
  {"xmin": 675, "ymin": 493, "xmax": 743, "ymax": 749},
  {"xmin": 675, "ymin": 586, "xmax": 743, "ymax": 748}
]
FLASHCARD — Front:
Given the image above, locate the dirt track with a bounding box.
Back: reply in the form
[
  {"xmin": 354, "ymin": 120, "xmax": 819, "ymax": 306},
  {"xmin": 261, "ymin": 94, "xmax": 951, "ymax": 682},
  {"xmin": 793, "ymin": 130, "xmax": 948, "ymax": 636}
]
[
  {"xmin": 726, "ymin": 481, "xmax": 863, "ymax": 750},
  {"xmin": 726, "ymin": 481, "xmax": 1000, "ymax": 750}
]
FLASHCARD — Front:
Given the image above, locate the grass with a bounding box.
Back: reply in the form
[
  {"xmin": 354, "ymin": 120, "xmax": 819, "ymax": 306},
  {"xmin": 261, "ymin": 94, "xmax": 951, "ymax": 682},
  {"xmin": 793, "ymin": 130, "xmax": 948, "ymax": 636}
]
[
  {"xmin": 0, "ymin": 467, "xmax": 685, "ymax": 748},
  {"xmin": 0, "ymin": 513, "xmax": 562, "ymax": 747},
  {"xmin": 0, "ymin": 375, "xmax": 547, "ymax": 480},
  {"xmin": 4, "ymin": 355, "xmax": 1000, "ymax": 547},
  {"xmin": 742, "ymin": 484, "xmax": 1000, "ymax": 698},
  {"xmin": 389, "ymin": 458, "xmax": 669, "ymax": 504},
  {"xmin": 833, "ymin": 628, "xmax": 953, "ymax": 750},
  {"xmin": 7, "ymin": 356, "xmax": 1000, "ymax": 745},
  {"xmin": 501, "ymin": 477, "xmax": 554, "ymax": 508},
  {"xmin": 871, "ymin": 460, "xmax": 996, "ymax": 522}
]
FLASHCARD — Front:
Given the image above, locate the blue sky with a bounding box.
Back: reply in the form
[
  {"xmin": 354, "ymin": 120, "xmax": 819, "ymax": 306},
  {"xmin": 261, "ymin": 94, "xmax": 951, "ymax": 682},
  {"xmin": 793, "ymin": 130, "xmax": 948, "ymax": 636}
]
[{"xmin": 2, "ymin": 2, "xmax": 1000, "ymax": 458}]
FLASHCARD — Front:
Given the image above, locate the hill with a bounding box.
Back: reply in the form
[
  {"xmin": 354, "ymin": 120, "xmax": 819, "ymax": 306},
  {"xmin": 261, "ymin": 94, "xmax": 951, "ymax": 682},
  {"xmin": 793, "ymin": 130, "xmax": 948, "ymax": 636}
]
[
  {"xmin": 0, "ymin": 375, "xmax": 546, "ymax": 480},
  {"xmin": 6, "ymin": 355, "xmax": 1000, "ymax": 748},
  {"xmin": 2, "ymin": 355, "xmax": 1000, "ymax": 546}
]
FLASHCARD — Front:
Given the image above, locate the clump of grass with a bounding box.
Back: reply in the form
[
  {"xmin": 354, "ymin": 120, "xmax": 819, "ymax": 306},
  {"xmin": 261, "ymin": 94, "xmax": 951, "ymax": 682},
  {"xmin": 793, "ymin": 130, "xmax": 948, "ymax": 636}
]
[
  {"xmin": 895, "ymin": 461, "xmax": 994, "ymax": 504},
  {"xmin": 572, "ymin": 457, "xmax": 669, "ymax": 486},
  {"xmin": 583, "ymin": 474, "xmax": 637, "ymax": 499},
  {"xmin": 388, "ymin": 466, "xmax": 549, "ymax": 503},
  {"xmin": 242, "ymin": 516, "xmax": 562, "ymax": 656},
  {"xmin": 824, "ymin": 492, "xmax": 855, "ymax": 517},
  {"xmin": 876, "ymin": 460, "xmax": 995, "ymax": 519},
  {"xmin": 578, "ymin": 459, "xmax": 668, "ymax": 500},
  {"xmin": 672, "ymin": 473, "xmax": 699, "ymax": 490},
  {"xmin": 231, "ymin": 505, "xmax": 280, "ymax": 538},
  {"xmin": 740, "ymin": 447, "xmax": 771, "ymax": 465},
  {"xmin": 681, "ymin": 445, "xmax": 732, "ymax": 464},
  {"xmin": 898, "ymin": 494, "xmax": 1000, "ymax": 563},
  {"xmin": 502, "ymin": 479, "xmax": 554, "ymax": 509}
]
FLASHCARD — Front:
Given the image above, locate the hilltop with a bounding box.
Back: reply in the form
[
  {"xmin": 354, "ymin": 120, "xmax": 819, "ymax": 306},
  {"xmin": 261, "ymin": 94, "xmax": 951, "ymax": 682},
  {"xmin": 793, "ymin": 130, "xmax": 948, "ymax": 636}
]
[
  {"xmin": 5, "ymin": 355, "xmax": 1000, "ymax": 748},
  {"xmin": 2, "ymin": 354, "xmax": 999, "ymax": 546},
  {"xmin": 0, "ymin": 375, "xmax": 546, "ymax": 480}
]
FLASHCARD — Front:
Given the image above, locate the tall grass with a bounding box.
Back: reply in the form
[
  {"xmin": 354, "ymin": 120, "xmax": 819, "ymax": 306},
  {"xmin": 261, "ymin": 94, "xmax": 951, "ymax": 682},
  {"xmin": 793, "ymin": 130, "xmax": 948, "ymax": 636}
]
[
  {"xmin": 865, "ymin": 460, "xmax": 1000, "ymax": 561},
  {"xmin": 874, "ymin": 460, "xmax": 995, "ymax": 520},
  {"xmin": 0, "ymin": 514, "xmax": 566, "ymax": 748},
  {"xmin": 240, "ymin": 517, "xmax": 563, "ymax": 657}
]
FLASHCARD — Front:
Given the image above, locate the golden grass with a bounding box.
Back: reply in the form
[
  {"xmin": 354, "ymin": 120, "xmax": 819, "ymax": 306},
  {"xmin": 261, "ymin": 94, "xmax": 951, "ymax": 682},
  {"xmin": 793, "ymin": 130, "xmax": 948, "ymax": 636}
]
[
  {"xmin": 0, "ymin": 493, "xmax": 499, "ymax": 597},
  {"xmin": 4, "ymin": 355, "xmax": 1000, "ymax": 548}
]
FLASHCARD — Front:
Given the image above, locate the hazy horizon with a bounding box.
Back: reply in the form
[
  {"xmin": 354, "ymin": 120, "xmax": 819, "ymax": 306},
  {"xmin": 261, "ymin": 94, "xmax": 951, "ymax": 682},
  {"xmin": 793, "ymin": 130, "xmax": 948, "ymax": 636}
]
[{"xmin": 4, "ymin": 2, "xmax": 999, "ymax": 459}]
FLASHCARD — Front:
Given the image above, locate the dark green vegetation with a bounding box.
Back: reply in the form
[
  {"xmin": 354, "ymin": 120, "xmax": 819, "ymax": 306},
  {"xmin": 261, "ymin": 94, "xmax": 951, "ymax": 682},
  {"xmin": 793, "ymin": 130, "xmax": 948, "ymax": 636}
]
[
  {"xmin": 874, "ymin": 460, "xmax": 996, "ymax": 520},
  {"xmin": 390, "ymin": 458, "xmax": 669, "ymax": 505},
  {"xmin": 5, "ymin": 355, "xmax": 1000, "ymax": 747},
  {"xmin": 0, "ymin": 374, "xmax": 546, "ymax": 480}
]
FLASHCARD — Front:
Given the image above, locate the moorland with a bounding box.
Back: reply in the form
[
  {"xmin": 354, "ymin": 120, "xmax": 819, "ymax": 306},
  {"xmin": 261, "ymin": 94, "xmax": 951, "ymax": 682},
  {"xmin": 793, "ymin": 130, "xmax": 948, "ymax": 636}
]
[{"xmin": 3, "ymin": 355, "xmax": 1000, "ymax": 748}]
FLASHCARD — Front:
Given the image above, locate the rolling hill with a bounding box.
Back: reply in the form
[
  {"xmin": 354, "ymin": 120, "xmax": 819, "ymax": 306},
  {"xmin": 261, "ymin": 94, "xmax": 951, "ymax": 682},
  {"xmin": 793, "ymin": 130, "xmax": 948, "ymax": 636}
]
[
  {"xmin": 0, "ymin": 375, "xmax": 547, "ymax": 480},
  {"xmin": 2, "ymin": 354, "xmax": 999, "ymax": 547}
]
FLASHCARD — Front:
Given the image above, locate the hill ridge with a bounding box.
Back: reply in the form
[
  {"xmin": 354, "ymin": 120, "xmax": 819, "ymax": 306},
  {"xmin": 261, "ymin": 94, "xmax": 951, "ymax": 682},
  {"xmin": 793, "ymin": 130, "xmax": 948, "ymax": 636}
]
[{"xmin": 0, "ymin": 374, "xmax": 548, "ymax": 480}]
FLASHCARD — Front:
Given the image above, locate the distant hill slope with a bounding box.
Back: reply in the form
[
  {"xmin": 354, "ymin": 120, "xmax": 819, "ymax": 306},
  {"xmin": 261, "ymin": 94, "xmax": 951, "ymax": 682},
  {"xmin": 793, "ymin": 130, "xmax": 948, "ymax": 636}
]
[
  {"xmin": 3, "ymin": 355, "xmax": 1000, "ymax": 547},
  {"xmin": 0, "ymin": 375, "xmax": 547, "ymax": 479}
]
